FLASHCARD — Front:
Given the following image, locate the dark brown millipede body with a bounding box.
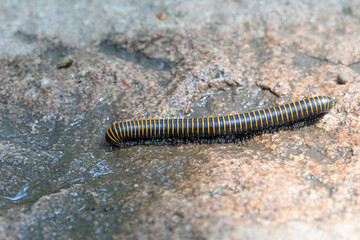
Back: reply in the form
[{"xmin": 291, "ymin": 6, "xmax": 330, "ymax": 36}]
[{"xmin": 105, "ymin": 96, "xmax": 334, "ymax": 147}]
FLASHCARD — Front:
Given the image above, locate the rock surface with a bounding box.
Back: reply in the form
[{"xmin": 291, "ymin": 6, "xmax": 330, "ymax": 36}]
[{"xmin": 0, "ymin": 0, "xmax": 359, "ymax": 239}]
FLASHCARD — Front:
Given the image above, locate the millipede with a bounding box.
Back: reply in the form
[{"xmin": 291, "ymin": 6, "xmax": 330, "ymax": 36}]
[{"xmin": 105, "ymin": 96, "xmax": 334, "ymax": 147}]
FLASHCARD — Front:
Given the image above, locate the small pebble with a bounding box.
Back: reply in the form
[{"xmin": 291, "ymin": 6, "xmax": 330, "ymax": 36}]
[
  {"xmin": 57, "ymin": 59, "xmax": 73, "ymax": 69},
  {"xmin": 337, "ymin": 72, "xmax": 350, "ymax": 84},
  {"xmin": 156, "ymin": 12, "xmax": 167, "ymax": 20}
]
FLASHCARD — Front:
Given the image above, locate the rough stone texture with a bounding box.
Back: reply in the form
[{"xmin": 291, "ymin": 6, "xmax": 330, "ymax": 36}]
[{"xmin": 0, "ymin": 0, "xmax": 359, "ymax": 239}]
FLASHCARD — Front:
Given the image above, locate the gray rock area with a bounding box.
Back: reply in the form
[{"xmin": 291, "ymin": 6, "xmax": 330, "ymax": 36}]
[{"xmin": 0, "ymin": 0, "xmax": 359, "ymax": 239}]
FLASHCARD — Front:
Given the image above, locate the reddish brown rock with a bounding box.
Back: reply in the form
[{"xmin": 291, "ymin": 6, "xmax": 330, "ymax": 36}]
[{"xmin": 0, "ymin": 0, "xmax": 360, "ymax": 239}]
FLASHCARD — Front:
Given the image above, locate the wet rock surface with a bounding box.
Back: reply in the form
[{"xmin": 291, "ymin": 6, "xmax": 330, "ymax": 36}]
[{"xmin": 0, "ymin": 0, "xmax": 359, "ymax": 239}]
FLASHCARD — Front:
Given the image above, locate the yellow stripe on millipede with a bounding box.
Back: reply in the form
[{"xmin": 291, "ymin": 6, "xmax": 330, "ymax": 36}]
[
  {"xmin": 292, "ymin": 102, "xmax": 299, "ymax": 119},
  {"xmin": 284, "ymin": 105, "xmax": 290, "ymax": 121},
  {"xmin": 283, "ymin": 105, "xmax": 288, "ymax": 121},
  {"xmin": 268, "ymin": 109, "xmax": 273, "ymax": 124},
  {"xmin": 302, "ymin": 99, "xmax": 309, "ymax": 116},
  {"xmin": 153, "ymin": 120, "xmax": 156, "ymax": 136},
  {"xmin": 313, "ymin": 97, "xmax": 318, "ymax": 113},
  {"xmin": 288, "ymin": 104, "xmax": 294, "ymax": 121},
  {"xmin": 212, "ymin": 118, "xmax": 215, "ymax": 136},
  {"xmin": 258, "ymin": 110, "xmax": 263, "ymax": 128},
  {"xmin": 107, "ymin": 131, "xmax": 117, "ymax": 143},
  {"xmin": 139, "ymin": 121, "xmax": 141, "ymax": 137},
  {"xmin": 137, "ymin": 121, "xmax": 140, "ymax": 137},
  {"xmin": 205, "ymin": 118, "xmax": 208, "ymax": 135},
  {"xmin": 167, "ymin": 119, "xmax": 170, "ymax": 136},
  {"xmin": 254, "ymin": 111, "xmax": 258, "ymax": 129},
  {"xmin": 197, "ymin": 118, "xmax": 199, "ymax": 135},
  {"xmin": 320, "ymin": 96, "xmax": 325, "ymax": 111},
  {"xmin": 267, "ymin": 108, "xmax": 273, "ymax": 125},
  {"xmin": 141, "ymin": 121, "xmax": 144, "ymax": 137},
  {"xmin": 262, "ymin": 109, "xmax": 268, "ymax": 127},
  {"xmin": 242, "ymin": 113, "xmax": 247, "ymax": 130},
  {"xmin": 177, "ymin": 119, "xmax": 179, "ymax": 135},
  {"xmin": 122, "ymin": 122, "xmax": 126, "ymax": 138},
  {"xmin": 149, "ymin": 120, "xmax": 152, "ymax": 137},
  {"xmin": 207, "ymin": 118, "xmax": 210, "ymax": 136},
  {"xmin": 221, "ymin": 116, "xmax": 225, "ymax": 134},
  {"xmin": 203, "ymin": 118, "xmax": 205, "ymax": 136},
  {"xmin": 114, "ymin": 124, "xmax": 121, "ymax": 140},
  {"xmin": 297, "ymin": 101, "xmax": 304, "ymax": 118},
  {"xmin": 206, "ymin": 118, "xmax": 210, "ymax": 136},
  {"xmin": 121, "ymin": 122, "xmax": 125, "ymax": 138},
  {"xmin": 145, "ymin": 120, "xmax": 148, "ymax": 137},
  {"xmin": 279, "ymin": 105, "xmax": 285, "ymax": 122},
  {"xmin": 234, "ymin": 115, "xmax": 237, "ymax": 133},
  {"xmin": 227, "ymin": 116, "xmax": 230, "ymax": 133},
  {"xmin": 117, "ymin": 123, "xmax": 123, "ymax": 139},
  {"xmin": 109, "ymin": 127, "xmax": 119, "ymax": 142},
  {"xmin": 113, "ymin": 123, "xmax": 120, "ymax": 140},
  {"xmin": 217, "ymin": 117, "xmax": 220, "ymax": 134},
  {"xmin": 317, "ymin": 96, "xmax": 322, "ymax": 112},
  {"xmin": 308, "ymin": 98, "xmax": 314, "ymax": 115},
  {"xmin": 162, "ymin": 119, "xmax": 165, "ymax": 137},
  {"xmin": 248, "ymin": 113, "xmax": 252, "ymax": 129},
  {"xmin": 238, "ymin": 114, "xmax": 242, "ymax": 131},
  {"xmin": 273, "ymin": 107, "xmax": 279, "ymax": 123},
  {"xmin": 182, "ymin": 119, "xmax": 184, "ymax": 136},
  {"xmin": 125, "ymin": 121, "xmax": 129, "ymax": 138}
]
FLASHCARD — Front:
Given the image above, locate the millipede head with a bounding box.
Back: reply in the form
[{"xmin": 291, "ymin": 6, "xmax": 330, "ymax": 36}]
[{"xmin": 105, "ymin": 127, "xmax": 119, "ymax": 146}]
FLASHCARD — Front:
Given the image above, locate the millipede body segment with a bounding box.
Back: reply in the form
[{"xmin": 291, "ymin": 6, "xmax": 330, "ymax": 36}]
[{"xmin": 105, "ymin": 96, "xmax": 334, "ymax": 146}]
